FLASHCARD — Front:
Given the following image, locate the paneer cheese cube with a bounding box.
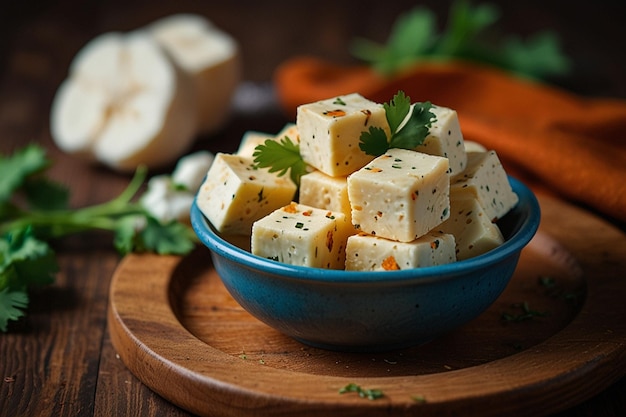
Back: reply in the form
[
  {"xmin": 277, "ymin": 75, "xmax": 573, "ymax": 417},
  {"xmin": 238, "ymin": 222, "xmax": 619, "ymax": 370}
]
[
  {"xmin": 439, "ymin": 194, "xmax": 504, "ymax": 261},
  {"xmin": 347, "ymin": 148, "xmax": 450, "ymax": 242},
  {"xmin": 236, "ymin": 130, "xmax": 273, "ymax": 157},
  {"xmin": 196, "ymin": 153, "xmax": 296, "ymax": 235},
  {"xmin": 345, "ymin": 231, "xmax": 456, "ymax": 271},
  {"xmin": 464, "ymin": 140, "xmax": 487, "ymax": 153},
  {"xmin": 299, "ymin": 170, "xmax": 352, "ymax": 223},
  {"xmin": 296, "ymin": 93, "xmax": 390, "ymax": 177},
  {"xmin": 251, "ymin": 202, "xmax": 353, "ymax": 269},
  {"xmin": 450, "ymin": 150, "xmax": 519, "ymax": 222},
  {"xmin": 275, "ymin": 122, "xmax": 300, "ymax": 143},
  {"xmin": 414, "ymin": 104, "xmax": 467, "ymax": 176}
]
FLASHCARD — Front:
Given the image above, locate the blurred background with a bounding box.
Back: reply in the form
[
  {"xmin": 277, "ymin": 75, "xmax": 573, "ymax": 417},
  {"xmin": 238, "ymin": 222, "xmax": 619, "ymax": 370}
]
[{"xmin": 1, "ymin": 1, "xmax": 625, "ymax": 153}]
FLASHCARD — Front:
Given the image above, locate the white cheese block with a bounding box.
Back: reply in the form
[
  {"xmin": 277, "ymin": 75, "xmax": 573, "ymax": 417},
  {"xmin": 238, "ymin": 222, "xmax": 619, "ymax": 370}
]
[
  {"xmin": 464, "ymin": 140, "xmax": 487, "ymax": 153},
  {"xmin": 413, "ymin": 104, "xmax": 467, "ymax": 176},
  {"xmin": 439, "ymin": 194, "xmax": 504, "ymax": 260},
  {"xmin": 251, "ymin": 202, "xmax": 353, "ymax": 269},
  {"xmin": 450, "ymin": 150, "xmax": 519, "ymax": 222},
  {"xmin": 347, "ymin": 148, "xmax": 450, "ymax": 242},
  {"xmin": 296, "ymin": 93, "xmax": 390, "ymax": 177},
  {"xmin": 275, "ymin": 122, "xmax": 300, "ymax": 143},
  {"xmin": 235, "ymin": 130, "xmax": 273, "ymax": 157},
  {"xmin": 196, "ymin": 153, "xmax": 296, "ymax": 235},
  {"xmin": 299, "ymin": 170, "xmax": 352, "ymax": 223},
  {"xmin": 345, "ymin": 231, "xmax": 456, "ymax": 271}
]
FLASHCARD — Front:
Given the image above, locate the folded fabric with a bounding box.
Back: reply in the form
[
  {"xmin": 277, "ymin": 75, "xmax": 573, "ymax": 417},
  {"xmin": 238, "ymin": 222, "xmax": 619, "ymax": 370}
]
[{"xmin": 274, "ymin": 56, "xmax": 626, "ymax": 224}]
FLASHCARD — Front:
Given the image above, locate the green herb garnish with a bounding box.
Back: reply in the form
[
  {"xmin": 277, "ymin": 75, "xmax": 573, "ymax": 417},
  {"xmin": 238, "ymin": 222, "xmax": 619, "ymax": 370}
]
[
  {"xmin": 0, "ymin": 145, "xmax": 196, "ymax": 331},
  {"xmin": 350, "ymin": 0, "xmax": 570, "ymax": 81},
  {"xmin": 339, "ymin": 383, "xmax": 384, "ymax": 400},
  {"xmin": 501, "ymin": 301, "xmax": 547, "ymax": 322},
  {"xmin": 252, "ymin": 136, "xmax": 308, "ymax": 186},
  {"xmin": 359, "ymin": 91, "xmax": 436, "ymax": 157}
]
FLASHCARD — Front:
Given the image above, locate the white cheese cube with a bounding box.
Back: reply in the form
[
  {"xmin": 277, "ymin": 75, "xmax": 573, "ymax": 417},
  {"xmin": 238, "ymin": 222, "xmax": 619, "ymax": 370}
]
[
  {"xmin": 275, "ymin": 122, "xmax": 300, "ymax": 143},
  {"xmin": 196, "ymin": 153, "xmax": 296, "ymax": 235},
  {"xmin": 347, "ymin": 148, "xmax": 450, "ymax": 242},
  {"xmin": 439, "ymin": 194, "xmax": 504, "ymax": 261},
  {"xmin": 235, "ymin": 130, "xmax": 273, "ymax": 157},
  {"xmin": 251, "ymin": 202, "xmax": 352, "ymax": 269},
  {"xmin": 464, "ymin": 140, "xmax": 487, "ymax": 153},
  {"xmin": 451, "ymin": 150, "xmax": 519, "ymax": 222},
  {"xmin": 296, "ymin": 93, "xmax": 390, "ymax": 177},
  {"xmin": 414, "ymin": 104, "xmax": 467, "ymax": 176},
  {"xmin": 345, "ymin": 231, "xmax": 456, "ymax": 271},
  {"xmin": 299, "ymin": 170, "xmax": 352, "ymax": 223}
]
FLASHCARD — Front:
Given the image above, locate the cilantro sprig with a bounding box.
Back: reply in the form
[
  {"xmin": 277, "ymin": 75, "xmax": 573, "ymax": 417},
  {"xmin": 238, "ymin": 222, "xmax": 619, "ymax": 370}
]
[
  {"xmin": 252, "ymin": 135, "xmax": 309, "ymax": 186},
  {"xmin": 359, "ymin": 91, "xmax": 436, "ymax": 157},
  {"xmin": 0, "ymin": 145, "xmax": 196, "ymax": 331},
  {"xmin": 350, "ymin": 0, "xmax": 570, "ymax": 81}
]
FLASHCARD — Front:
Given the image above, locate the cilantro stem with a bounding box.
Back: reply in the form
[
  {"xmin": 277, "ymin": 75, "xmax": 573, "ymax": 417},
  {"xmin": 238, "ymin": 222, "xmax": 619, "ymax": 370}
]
[{"xmin": 0, "ymin": 167, "xmax": 148, "ymax": 239}]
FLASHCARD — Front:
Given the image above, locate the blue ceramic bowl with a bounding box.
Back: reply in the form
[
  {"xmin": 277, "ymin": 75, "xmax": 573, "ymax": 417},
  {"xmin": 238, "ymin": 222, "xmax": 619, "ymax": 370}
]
[{"xmin": 191, "ymin": 177, "xmax": 540, "ymax": 352}]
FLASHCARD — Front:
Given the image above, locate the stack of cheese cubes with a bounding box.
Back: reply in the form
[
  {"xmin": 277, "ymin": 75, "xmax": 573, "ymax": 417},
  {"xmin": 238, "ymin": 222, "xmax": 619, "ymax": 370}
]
[{"xmin": 196, "ymin": 92, "xmax": 519, "ymax": 271}]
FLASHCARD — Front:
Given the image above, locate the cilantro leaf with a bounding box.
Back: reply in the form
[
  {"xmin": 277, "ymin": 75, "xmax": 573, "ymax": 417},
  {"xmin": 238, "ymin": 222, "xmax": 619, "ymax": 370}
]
[
  {"xmin": 383, "ymin": 90, "xmax": 411, "ymax": 133},
  {"xmin": 115, "ymin": 216, "xmax": 195, "ymax": 256},
  {"xmin": 389, "ymin": 101, "xmax": 435, "ymax": 150},
  {"xmin": 351, "ymin": 7, "xmax": 437, "ymax": 75},
  {"xmin": 0, "ymin": 144, "xmax": 50, "ymax": 204},
  {"xmin": 359, "ymin": 91, "xmax": 436, "ymax": 157},
  {"xmin": 359, "ymin": 127, "xmax": 390, "ymax": 157},
  {"xmin": 0, "ymin": 288, "xmax": 29, "ymax": 332},
  {"xmin": 350, "ymin": 0, "xmax": 570, "ymax": 81},
  {"xmin": 253, "ymin": 136, "xmax": 308, "ymax": 186},
  {"xmin": 0, "ymin": 228, "xmax": 58, "ymax": 291}
]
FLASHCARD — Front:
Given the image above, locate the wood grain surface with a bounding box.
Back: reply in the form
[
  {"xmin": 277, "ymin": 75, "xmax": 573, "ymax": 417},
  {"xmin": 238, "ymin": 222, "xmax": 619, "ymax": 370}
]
[{"xmin": 108, "ymin": 192, "xmax": 626, "ymax": 417}]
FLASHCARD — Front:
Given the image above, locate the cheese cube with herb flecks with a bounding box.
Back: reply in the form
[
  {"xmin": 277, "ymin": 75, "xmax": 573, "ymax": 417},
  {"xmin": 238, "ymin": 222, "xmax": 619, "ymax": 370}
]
[
  {"xmin": 347, "ymin": 148, "xmax": 450, "ymax": 242},
  {"xmin": 439, "ymin": 193, "xmax": 504, "ymax": 260},
  {"xmin": 450, "ymin": 150, "xmax": 518, "ymax": 222},
  {"xmin": 414, "ymin": 104, "xmax": 467, "ymax": 176},
  {"xmin": 345, "ymin": 231, "xmax": 456, "ymax": 271},
  {"xmin": 235, "ymin": 130, "xmax": 274, "ymax": 157},
  {"xmin": 296, "ymin": 93, "xmax": 390, "ymax": 177},
  {"xmin": 196, "ymin": 153, "xmax": 296, "ymax": 235},
  {"xmin": 299, "ymin": 170, "xmax": 352, "ymax": 223},
  {"xmin": 251, "ymin": 202, "xmax": 353, "ymax": 269}
]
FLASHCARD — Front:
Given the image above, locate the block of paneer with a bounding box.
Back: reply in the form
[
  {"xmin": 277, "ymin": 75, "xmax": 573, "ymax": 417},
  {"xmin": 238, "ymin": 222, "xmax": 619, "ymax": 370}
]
[
  {"xmin": 251, "ymin": 202, "xmax": 353, "ymax": 269},
  {"xmin": 414, "ymin": 104, "xmax": 467, "ymax": 176},
  {"xmin": 196, "ymin": 153, "xmax": 297, "ymax": 235},
  {"xmin": 236, "ymin": 124, "xmax": 300, "ymax": 158},
  {"xmin": 296, "ymin": 93, "xmax": 390, "ymax": 177},
  {"xmin": 450, "ymin": 150, "xmax": 519, "ymax": 222},
  {"xmin": 299, "ymin": 170, "xmax": 352, "ymax": 223},
  {"xmin": 275, "ymin": 122, "xmax": 300, "ymax": 143},
  {"xmin": 235, "ymin": 130, "xmax": 273, "ymax": 157},
  {"xmin": 345, "ymin": 231, "xmax": 456, "ymax": 271},
  {"xmin": 439, "ymin": 194, "xmax": 504, "ymax": 261},
  {"xmin": 348, "ymin": 148, "xmax": 450, "ymax": 242}
]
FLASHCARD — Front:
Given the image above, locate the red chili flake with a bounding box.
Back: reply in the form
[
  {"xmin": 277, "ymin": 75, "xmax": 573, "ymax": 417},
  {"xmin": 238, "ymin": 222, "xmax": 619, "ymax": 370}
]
[
  {"xmin": 302, "ymin": 210, "xmax": 313, "ymax": 216},
  {"xmin": 382, "ymin": 256, "xmax": 400, "ymax": 271},
  {"xmin": 323, "ymin": 109, "xmax": 346, "ymax": 117},
  {"xmin": 430, "ymin": 240, "xmax": 440, "ymax": 250},
  {"xmin": 283, "ymin": 202, "xmax": 298, "ymax": 213}
]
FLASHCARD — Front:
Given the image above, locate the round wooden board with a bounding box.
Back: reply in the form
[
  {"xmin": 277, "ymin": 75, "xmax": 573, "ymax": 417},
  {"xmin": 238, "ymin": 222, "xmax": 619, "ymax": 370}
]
[{"xmin": 108, "ymin": 193, "xmax": 626, "ymax": 417}]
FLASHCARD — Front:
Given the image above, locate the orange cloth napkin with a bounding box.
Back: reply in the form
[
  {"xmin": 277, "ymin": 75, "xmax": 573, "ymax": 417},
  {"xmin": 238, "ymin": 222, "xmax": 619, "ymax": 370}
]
[{"xmin": 274, "ymin": 56, "xmax": 626, "ymax": 224}]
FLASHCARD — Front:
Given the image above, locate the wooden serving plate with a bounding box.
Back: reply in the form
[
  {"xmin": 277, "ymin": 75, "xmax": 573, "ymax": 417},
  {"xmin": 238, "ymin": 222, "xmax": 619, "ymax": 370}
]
[{"xmin": 108, "ymin": 193, "xmax": 626, "ymax": 417}]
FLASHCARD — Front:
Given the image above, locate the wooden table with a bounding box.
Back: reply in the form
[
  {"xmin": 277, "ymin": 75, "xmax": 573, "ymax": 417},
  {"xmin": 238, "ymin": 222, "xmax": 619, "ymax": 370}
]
[{"xmin": 1, "ymin": 2, "xmax": 625, "ymax": 416}]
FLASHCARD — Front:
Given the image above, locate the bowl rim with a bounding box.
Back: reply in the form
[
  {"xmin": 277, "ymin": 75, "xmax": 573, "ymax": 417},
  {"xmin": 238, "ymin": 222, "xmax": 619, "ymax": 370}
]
[{"xmin": 191, "ymin": 176, "xmax": 540, "ymax": 284}]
